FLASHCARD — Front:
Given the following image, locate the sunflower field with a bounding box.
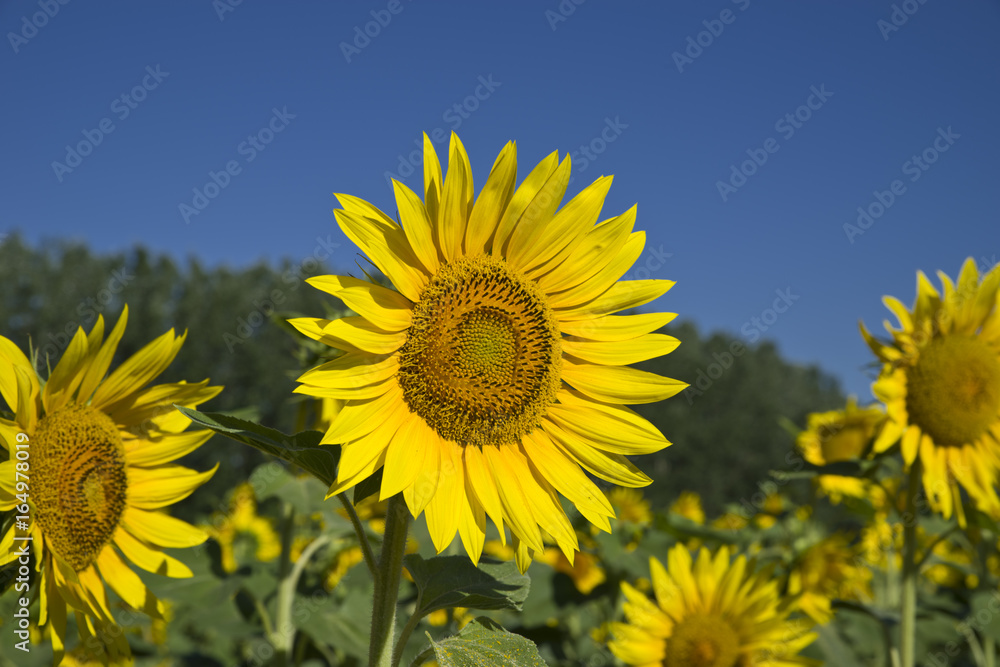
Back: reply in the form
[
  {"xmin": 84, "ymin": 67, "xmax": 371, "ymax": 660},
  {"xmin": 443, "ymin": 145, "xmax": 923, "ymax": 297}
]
[{"xmin": 1, "ymin": 133, "xmax": 999, "ymax": 667}]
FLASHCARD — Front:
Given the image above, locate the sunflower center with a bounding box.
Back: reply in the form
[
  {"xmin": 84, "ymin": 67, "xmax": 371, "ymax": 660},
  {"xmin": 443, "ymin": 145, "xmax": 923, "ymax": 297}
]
[
  {"xmin": 818, "ymin": 423, "xmax": 867, "ymax": 462},
  {"xmin": 33, "ymin": 405, "xmax": 128, "ymax": 571},
  {"xmin": 665, "ymin": 614, "xmax": 741, "ymax": 667},
  {"xmin": 906, "ymin": 336, "xmax": 1000, "ymax": 447},
  {"xmin": 397, "ymin": 255, "xmax": 561, "ymax": 447}
]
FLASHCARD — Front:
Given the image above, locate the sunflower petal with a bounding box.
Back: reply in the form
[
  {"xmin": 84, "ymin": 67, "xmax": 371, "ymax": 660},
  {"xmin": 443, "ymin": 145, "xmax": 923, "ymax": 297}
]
[
  {"xmin": 121, "ymin": 507, "xmax": 208, "ymax": 549},
  {"xmin": 562, "ymin": 357, "xmax": 687, "ymax": 404},
  {"xmin": 439, "ymin": 133, "xmax": 473, "ymax": 262},
  {"xmin": 335, "ymin": 208, "xmax": 427, "ymax": 302},
  {"xmin": 307, "ymin": 275, "xmax": 413, "ymax": 331},
  {"xmin": 393, "ymin": 179, "xmax": 441, "ymax": 274},
  {"xmin": 466, "ymin": 141, "xmax": 517, "ymax": 255},
  {"xmin": 128, "ymin": 464, "xmax": 218, "ymax": 509}
]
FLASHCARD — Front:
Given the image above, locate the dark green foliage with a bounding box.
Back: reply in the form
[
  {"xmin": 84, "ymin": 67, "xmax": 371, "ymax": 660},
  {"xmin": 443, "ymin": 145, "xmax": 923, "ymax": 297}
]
[{"xmin": 637, "ymin": 320, "xmax": 844, "ymax": 515}]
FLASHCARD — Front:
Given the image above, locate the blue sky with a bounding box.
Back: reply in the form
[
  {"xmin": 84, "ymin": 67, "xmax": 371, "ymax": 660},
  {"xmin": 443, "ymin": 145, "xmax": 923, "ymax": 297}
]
[{"xmin": 2, "ymin": 0, "xmax": 998, "ymax": 400}]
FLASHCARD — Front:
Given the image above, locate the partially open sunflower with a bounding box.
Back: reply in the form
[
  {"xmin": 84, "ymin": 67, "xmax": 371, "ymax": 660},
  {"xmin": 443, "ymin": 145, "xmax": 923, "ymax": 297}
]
[
  {"xmin": 862, "ymin": 258, "xmax": 1000, "ymax": 524},
  {"xmin": 0, "ymin": 307, "xmax": 220, "ymax": 665},
  {"xmin": 292, "ymin": 133, "xmax": 685, "ymax": 570}
]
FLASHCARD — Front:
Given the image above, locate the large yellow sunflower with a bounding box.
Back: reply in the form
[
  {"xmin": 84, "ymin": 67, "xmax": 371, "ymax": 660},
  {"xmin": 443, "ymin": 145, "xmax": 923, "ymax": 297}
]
[
  {"xmin": 0, "ymin": 306, "xmax": 221, "ymax": 665},
  {"xmin": 292, "ymin": 132, "xmax": 684, "ymax": 570},
  {"xmin": 862, "ymin": 258, "xmax": 1000, "ymax": 524},
  {"xmin": 609, "ymin": 544, "xmax": 817, "ymax": 666}
]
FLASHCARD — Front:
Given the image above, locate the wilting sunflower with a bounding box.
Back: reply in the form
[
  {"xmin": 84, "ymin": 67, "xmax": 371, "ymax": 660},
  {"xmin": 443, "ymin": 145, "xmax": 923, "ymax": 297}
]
[
  {"xmin": 862, "ymin": 258, "xmax": 1000, "ymax": 524},
  {"xmin": 609, "ymin": 544, "xmax": 817, "ymax": 666},
  {"xmin": 0, "ymin": 307, "xmax": 220, "ymax": 665},
  {"xmin": 796, "ymin": 397, "xmax": 885, "ymax": 503},
  {"xmin": 292, "ymin": 133, "xmax": 684, "ymax": 570}
]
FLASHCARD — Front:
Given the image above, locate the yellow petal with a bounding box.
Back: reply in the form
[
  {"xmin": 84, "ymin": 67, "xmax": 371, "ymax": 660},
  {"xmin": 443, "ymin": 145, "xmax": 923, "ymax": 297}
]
[
  {"xmin": 559, "ymin": 312, "xmax": 677, "ymax": 341},
  {"xmin": 121, "ymin": 507, "xmax": 208, "ymax": 549},
  {"xmin": 517, "ymin": 175, "xmax": 614, "ymax": 275},
  {"xmin": 128, "ymin": 464, "xmax": 218, "ymax": 509},
  {"xmin": 492, "ymin": 151, "xmax": 560, "ymax": 256},
  {"xmin": 463, "ymin": 445, "xmax": 506, "ymax": 540},
  {"xmin": 466, "ymin": 141, "xmax": 517, "ymax": 255},
  {"xmin": 537, "ymin": 205, "xmax": 635, "ymax": 294},
  {"xmin": 78, "ymin": 307, "xmax": 128, "ymax": 404},
  {"xmin": 95, "ymin": 546, "xmax": 157, "ymax": 613},
  {"xmin": 438, "ymin": 133, "xmax": 474, "ymax": 262},
  {"xmin": 547, "ymin": 401, "xmax": 669, "ymax": 455},
  {"xmin": 322, "ymin": 317, "xmax": 406, "ymax": 355},
  {"xmin": 546, "ymin": 232, "xmax": 645, "ymax": 309},
  {"xmin": 501, "ymin": 155, "xmax": 571, "ymax": 267},
  {"xmin": 0, "ymin": 335, "xmax": 36, "ymax": 415},
  {"xmin": 393, "ymin": 179, "xmax": 441, "ymax": 273},
  {"xmin": 307, "ymin": 275, "xmax": 413, "ymax": 331},
  {"xmin": 561, "ymin": 333, "xmax": 679, "ymax": 366},
  {"xmin": 543, "ymin": 419, "xmax": 652, "ymax": 487},
  {"xmin": 335, "ymin": 192, "xmax": 398, "ymax": 228},
  {"xmin": 335, "ymin": 208, "xmax": 427, "ymax": 302},
  {"xmin": 124, "ymin": 429, "xmax": 213, "ymax": 467},
  {"xmin": 92, "ymin": 329, "xmax": 185, "ymax": 411},
  {"xmin": 522, "ymin": 430, "xmax": 614, "ymax": 526},
  {"xmin": 41, "ymin": 326, "xmax": 89, "ymax": 414},
  {"xmin": 297, "ymin": 352, "xmax": 399, "ymax": 389},
  {"xmin": 484, "ymin": 445, "xmax": 544, "ymax": 552},
  {"xmin": 425, "ymin": 442, "xmax": 464, "ymax": 552},
  {"xmin": 561, "ymin": 358, "xmax": 687, "ymax": 404},
  {"xmin": 423, "ymin": 133, "xmax": 444, "ymax": 223},
  {"xmin": 457, "ymin": 480, "xmax": 487, "ymax": 564},
  {"xmin": 555, "ymin": 279, "xmax": 675, "ymax": 320},
  {"xmin": 322, "ymin": 383, "xmax": 405, "ymax": 444},
  {"xmin": 401, "ymin": 421, "xmax": 443, "ymax": 517},
  {"xmin": 380, "ymin": 414, "xmax": 434, "ymax": 500}
]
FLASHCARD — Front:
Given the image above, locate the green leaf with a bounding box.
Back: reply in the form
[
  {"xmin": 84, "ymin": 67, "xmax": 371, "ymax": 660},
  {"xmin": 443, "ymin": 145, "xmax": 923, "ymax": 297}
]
[
  {"xmin": 429, "ymin": 617, "xmax": 547, "ymax": 666},
  {"xmin": 769, "ymin": 459, "xmax": 871, "ymax": 482},
  {"xmin": 971, "ymin": 591, "xmax": 1000, "ymax": 642},
  {"xmin": 405, "ymin": 554, "xmax": 530, "ymax": 616},
  {"xmin": 176, "ymin": 407, "xmax": 338, "ymax": 486},
  {"xmin": 353, "ymin": 467, "xmax": 383, "ymax": 504}
]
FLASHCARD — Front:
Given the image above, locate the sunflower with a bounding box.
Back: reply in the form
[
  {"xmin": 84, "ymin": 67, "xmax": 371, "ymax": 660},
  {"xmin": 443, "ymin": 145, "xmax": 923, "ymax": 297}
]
[
  {"xmin": 669, "ymin": 490, "xmax": 705, "ymax": 525},
  {"xmin": 202, "ymin": 483, "xmax": 282, "ymax": 573},
  {"xmin": 862, "ymin": 258, "xmax": 1000, "ymax": 524},
  {"xmin": 609, "ymin": 544, "xmax": 817, "ymax": 666},
  {"xmin": 609, "ymin": 487, "xmax": 653, "ymax": 526},
  {"xmin": 0, "ymin": 307, "xmax": 220, "ymax": 665},
  {"xmin": 292, "ymin": 133, "xmax": 684, "ymax": 570},
  {"xmin": 796, "ymin": 397, "xmax": 885, "ymax": 503},
  {"xmin": 787, "ymin": 534, "xmax": 872, "ymax": 624}
]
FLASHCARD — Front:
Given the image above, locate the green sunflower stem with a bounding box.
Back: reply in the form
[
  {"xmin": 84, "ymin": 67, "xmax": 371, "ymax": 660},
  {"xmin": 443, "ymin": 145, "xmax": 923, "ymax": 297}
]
[
  {"xmin": 900, "ymin": 461, "xmax": 921, "ymax": 667},
  {"xmin": 370, "ymin": 494, "xmax": 411, "ymax": 667},
  {"xmin": 986, "ymin": 637, "xmax": 997, "ymax": 667},
  {"xmin": 272, "ymin": 503, "xmax": 297, "ymax": 667}
]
